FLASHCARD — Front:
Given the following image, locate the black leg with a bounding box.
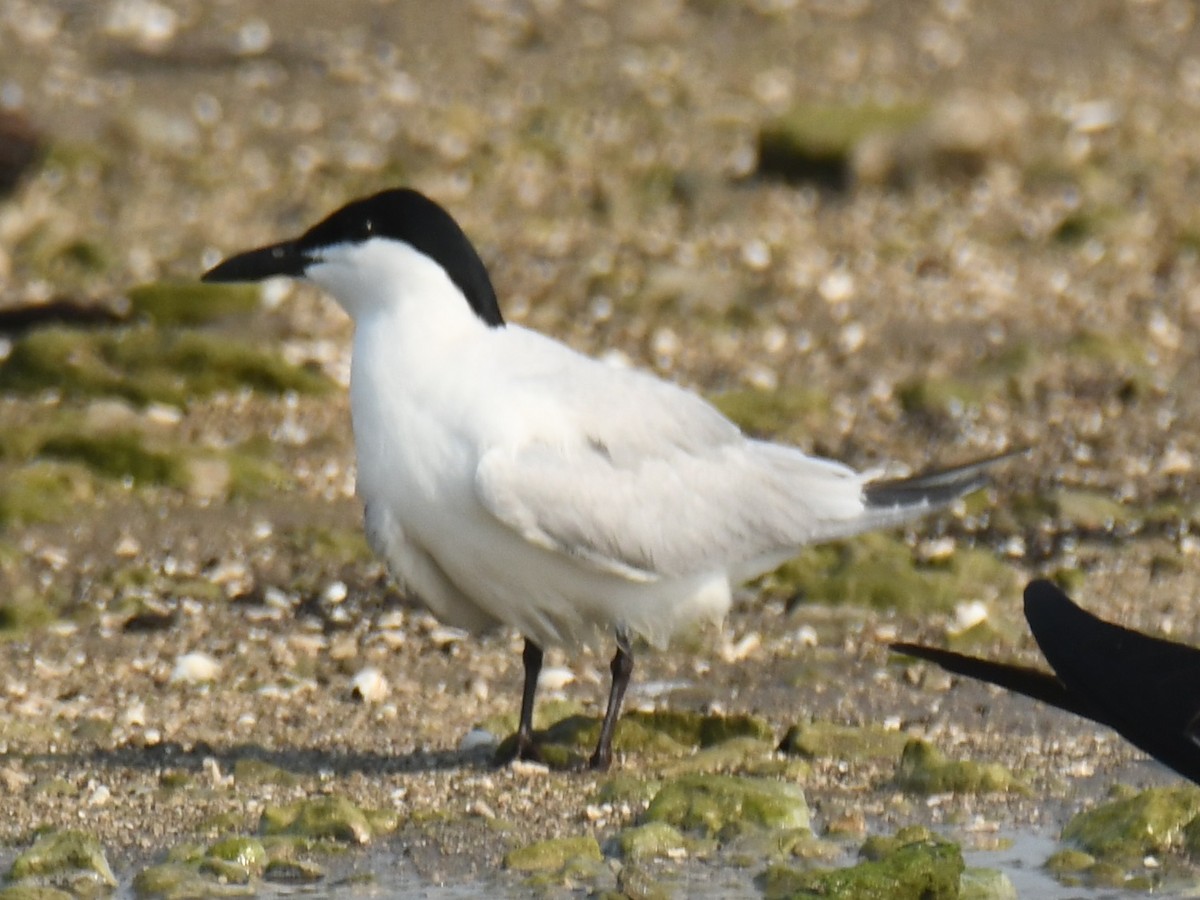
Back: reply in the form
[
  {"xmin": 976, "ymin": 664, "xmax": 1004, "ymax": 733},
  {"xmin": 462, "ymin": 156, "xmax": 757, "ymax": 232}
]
[
  {"xmin": 589, "ymin": 629, "xmax": 634, "ymax": 771},
  {"xmin": 513, "ymin": 638, "xmax": 544, "ymax": 762}
]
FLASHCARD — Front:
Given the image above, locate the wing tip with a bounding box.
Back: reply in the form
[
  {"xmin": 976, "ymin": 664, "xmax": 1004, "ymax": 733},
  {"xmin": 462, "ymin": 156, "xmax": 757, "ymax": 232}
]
[{"xmin": 864, "ymin": 446, "xmax": 1024, "ymax": 511}]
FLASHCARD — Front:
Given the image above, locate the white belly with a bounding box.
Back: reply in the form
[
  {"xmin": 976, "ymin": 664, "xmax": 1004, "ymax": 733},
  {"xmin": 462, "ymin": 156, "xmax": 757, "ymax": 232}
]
[{"xmin": 349, "ymin": 321, "xmax": 734, "ymax": 649}]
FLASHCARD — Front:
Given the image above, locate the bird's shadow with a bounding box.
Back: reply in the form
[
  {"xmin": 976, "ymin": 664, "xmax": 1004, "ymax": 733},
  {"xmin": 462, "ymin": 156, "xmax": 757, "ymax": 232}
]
[{"xmin": 13, "ymin": 739, "xmax": 496, "ymax": 778}]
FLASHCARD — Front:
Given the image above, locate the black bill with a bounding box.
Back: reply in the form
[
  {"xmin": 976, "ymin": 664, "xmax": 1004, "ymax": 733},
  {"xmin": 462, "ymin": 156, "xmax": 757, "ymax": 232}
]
[{"xmin": 202, "ymin": 240, "xmax": 311, "ymax": 283}]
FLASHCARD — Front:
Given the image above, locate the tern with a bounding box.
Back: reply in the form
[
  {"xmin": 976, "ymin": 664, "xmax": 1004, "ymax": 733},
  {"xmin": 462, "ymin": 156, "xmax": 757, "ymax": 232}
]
[
  {"xmin": 203, "ymin": 187, "xmax": 1014, "ymax": 770},
  {"xmin": 894, "ymin": 580, "xmax": 1200, "ymax": 785}
]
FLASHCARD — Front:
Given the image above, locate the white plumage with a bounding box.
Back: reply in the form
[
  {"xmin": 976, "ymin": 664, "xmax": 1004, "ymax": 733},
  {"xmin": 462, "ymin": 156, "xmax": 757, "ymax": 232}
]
[{"xmin": 203, "ymin": 187, "xmax": 1013, "ymax": 769}]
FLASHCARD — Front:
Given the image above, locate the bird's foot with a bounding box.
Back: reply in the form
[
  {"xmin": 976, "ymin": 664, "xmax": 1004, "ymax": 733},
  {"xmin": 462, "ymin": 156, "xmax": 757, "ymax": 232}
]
[
  {"xmin": 493, "ymin": 730, "xmax": 546, "ymax": 767},
  {"xmin": 587, "ymin": 747, "xmax": 613, "ymax": 772}
]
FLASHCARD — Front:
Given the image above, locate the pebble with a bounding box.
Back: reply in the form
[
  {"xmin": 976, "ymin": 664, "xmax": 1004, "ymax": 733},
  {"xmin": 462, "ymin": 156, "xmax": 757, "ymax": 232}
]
[
  {"xmin": 459, "ymin": 728, "xmax": 498, "ymax": 752},
  {"xmin": 950, "ymin": 601, "xmax": 989, "ymax": 634},
  {"xmin": 142, "ymin": 403, "xmax": 182, "ymax": 427},
  {"xmin": 0, "ymin": 766, "xmax": 32, "ymax": 791},
  {"xmin": 171, "ymin": 652, "xmax": 222, "ymax": 684},
  {"xmin": 510, "ymin": 758, "xmax": 550, "ymax": 776},
  {"xmin": 915, "ymin": 536, "xmax": 956, "ymax": 563},
  {"xmin": 37, "ymin": 545, "xmax": 69, "ymax": 570},
  {"xmin": 120, "ymin": 702, "xmax": 146, "ymax": 727},
  {"xmin": 1067, "ymin": 99, "xmax": 1118, "ymax": 133},
  {"xmin": 536, "ymin": 666, "xmax": 575, "ymax": 691},
  {"xmin": 468, "ymin": 799, "xmax": 497, "ymax": 819},
  {"xmin": 1158, "ymin": 446, "xmax": 1193, "ymax": 476},
  {"xmin": 114, "ymin": 534, "xmax": 141, "ymax": 558},
  {"xmin": 740, "ymin": 239, "xmax": 771, "ymax": 271},
  {"xmin": 818, "ymin": 270, "xmax": 855, "ymax": 304},
  {"xmin": 103, "ymin": 0, "xmax": 179, "ymax": 46},
  {"xmin": 289, "ymin": 634, "xmax": 327, "ymax": 655},
  {"xmin": 837, "ymin": 321, "xmax": 866, "ymax": 354},
  {"xmin": 793, "ymin": 625, "xmax": 819, "ymax": 647},
  {"xmin": 428, "ymin": 626, "xmax": 469, "ymax": 649},
  {"xmin": 350, "ymin": 666, "xmax": 388, "ymax": 703},
  {"xmin": 329, "ymin": 636, "xmax": 358, "ymax": 661},
  {"xmin": 720, "ymin": 632, "xmax": 761, "ymax": 663}
]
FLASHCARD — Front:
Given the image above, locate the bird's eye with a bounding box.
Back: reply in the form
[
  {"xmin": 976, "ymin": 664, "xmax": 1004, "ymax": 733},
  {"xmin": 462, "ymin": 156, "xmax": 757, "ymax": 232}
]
[{"xmin": 362, "ymin": 219, "xmax": 374, "ymax": 238}]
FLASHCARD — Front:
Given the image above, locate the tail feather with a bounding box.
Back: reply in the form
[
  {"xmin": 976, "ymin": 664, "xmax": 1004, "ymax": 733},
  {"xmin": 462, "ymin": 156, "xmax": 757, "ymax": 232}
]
[{"xmin": 864, "ymin": 447, "xmax": 1027, "ymax": 511}]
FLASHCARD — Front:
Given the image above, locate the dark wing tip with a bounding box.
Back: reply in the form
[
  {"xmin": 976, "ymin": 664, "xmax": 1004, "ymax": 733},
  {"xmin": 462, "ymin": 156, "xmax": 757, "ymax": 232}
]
[
  {"xmin": 890, "ymin": 639, "xmax": 1091, "ymax": 718},
  {"xmin": 864, "ymin": 446, "xmax": 1027, "ymax": 510},
  {"xmin": 1022, "ymin": 578, "xmax": 1093, "ymax": 640}
]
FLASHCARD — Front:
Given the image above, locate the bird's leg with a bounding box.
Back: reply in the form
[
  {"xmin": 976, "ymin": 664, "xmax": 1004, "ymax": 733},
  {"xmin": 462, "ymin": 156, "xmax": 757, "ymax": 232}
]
[
  {"xmin": 512, "ymin": 638, "xmax": 544, "ymax": 762},
  {"xmin": 589, "ymin": 627, "xmax": 634, "ymax": 771}
]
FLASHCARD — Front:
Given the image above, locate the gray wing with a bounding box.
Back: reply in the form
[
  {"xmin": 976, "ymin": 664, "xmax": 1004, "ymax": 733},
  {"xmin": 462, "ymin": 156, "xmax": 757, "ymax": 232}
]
[{"xmin": 475, "ymin": 404, "xmax": 871, "ymax": 582}]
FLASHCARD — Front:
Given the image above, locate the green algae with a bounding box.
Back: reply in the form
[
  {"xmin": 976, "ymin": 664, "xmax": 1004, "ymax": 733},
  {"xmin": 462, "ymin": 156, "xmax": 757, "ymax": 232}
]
[
  {"xmin": 0, "ymin": 584, "xmax": 61, "ymax": 632},
  {"xmin": 725, "ymin": 827, "xmax": 839, "ymax": 868},
  {"xmin": 231, "ymin": 758, "xmax": 303, "ymax": 788},
  {"xmin": 643, "ymin": 774, "xmax": 809, "ymax": 838},
  {"xmin": 535, "ymin": 711, "xmax": 685, "ymax": 759},
  {"xmin": 779, "ymin": 721, "xmax": 910, "ymax": 762},
  {"xmin": 196, "ymin": 811, "xmax": 249, "ymax": 838},
  {"xmin": 126, "ymin": 281, "xmax": 261, "ymax": 327},
  {"xmin": 203, "ymin": 836, "xmax": 266, "ymax": 876},
  {"xmin": 259, "ymin": 796, "xmax": 397, "ymax": 845},
  {"xmin": 164, "ymin": 844, "xmax": 205, "ymax": 865},
  {"xmin": 492, "ymin": 708, "xmax": 774, "ymax": 768},
  {"xmin": 959, "ymin": 867, "xmax": 1017, "ymax": 900},
  {"xmin": 763, "ymin": 532, "xmax": 1016, "ymax": 613},
  {"xmin": 859, "ymin": 825, "xmax": 936, "ymax": 861},
  {"xmin": 222, "ymin": 446, "xmax": 296, "ymax": 500},
  {"xmin": 756, "ymin": 102, "xmax": 928, "ymax": 187},
  {"xmin": 196, "ymin": 859, "xmax": 253, "ymax": 884},
  {"xmin": 1046, "ymin": 489, "xmax": 1132, "ymax": 529},
  {"xmin": 1066, "ymin": 329, "xmax": 1148, "ymax": 368},
  {"xmin": 711, "ymin": 386, "xmax": 830, "ymax": 440},
  {"xmin": 262, "ymin": 858, "xmax": 324, "ymax": 884},
  {"xmin": 0, "ymin": 462, "xmax": 95, "ymax": 529},
  {"xmin": 1044, "ymin": 847, "xmax": 1099, "ymax": 887},
  {"xmin": 1044, "ymin": 847, "xmax": 1095, "ymax": 875},
  {"xmin": 503, "ymin": 835, "xmax": 603, "ymax": 872},
  {"xmin": 612, "ymin": 865, "xmax": 673, "ymax": 900},
  {"xmin": 614, "ymin": 822, "xmax": 689, "ymax": 861},
  {"xmin": 281, "ymin": 524, "xmax": 374, "ymax": 567},
  {"xmin": 894, "ymin": 739, "xmax": 1029, "ymax": 795},
  {"xmin": 14, "ymin": 226, "xmax": 113, "ymax": 290},
  {"xmin": 657, "ymin": 737, "xmax": 800, "ymax": 778},
  {"xmin": 363, "ymin": 808, "xmax": 403, "ymax": 835},
  {"xmin": 0, "ymin": 410, "xmax": 294, "ymax": 508},
  {"xmin": 896, "ymin": 377, "xmax": 982, "ymax": 418},
  {"xmin": 761, "ymin": 834, "xmax": 963, "ymax": 900},
  {"xmin": 8, "ymin": 829, "xmax": 117, "ymax": 890},
  {"xmin": 595, "ymin": 775, "xmax": 663, "ymax": 807},
  {"xmin": 39, "ymin": 432, "xmax": 187, "ymax": 487},
  {"xmin": 132, "ymin": 862, "xmax": 253, "ymax": 899},
  {"xmin": 0, "ymin": 885, "xmax": 76, "ymax": 900},
  {"xmin": 1044, "ymin": 845, "xmax": 1160, "ymax": 892},
  {"xmin": 1061, "ymin": 785, "xmax": 1200, "ymax": 860},
  {"xmin": 0, "ymin": 325, "xmax": 330, "ymax": 405}
]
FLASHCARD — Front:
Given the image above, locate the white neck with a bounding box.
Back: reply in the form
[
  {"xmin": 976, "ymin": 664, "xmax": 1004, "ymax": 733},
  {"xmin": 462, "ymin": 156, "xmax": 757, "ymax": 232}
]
[{"xmin": 306, "ymin": 238, "xmax": 486, "ymax": 339}]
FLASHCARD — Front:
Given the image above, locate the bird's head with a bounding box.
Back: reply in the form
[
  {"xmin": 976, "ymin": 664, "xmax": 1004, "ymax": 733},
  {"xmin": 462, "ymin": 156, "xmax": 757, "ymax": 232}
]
[{"xmin": 202, "ymin": 188, "xmax": 503, "ymax": 327}]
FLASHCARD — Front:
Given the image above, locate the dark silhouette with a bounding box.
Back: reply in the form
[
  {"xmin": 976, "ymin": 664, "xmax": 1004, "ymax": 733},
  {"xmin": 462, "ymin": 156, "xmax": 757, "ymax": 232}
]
[{"xmin": 893, "ymin": 579, "xmax": 1200, "ymax": 785}]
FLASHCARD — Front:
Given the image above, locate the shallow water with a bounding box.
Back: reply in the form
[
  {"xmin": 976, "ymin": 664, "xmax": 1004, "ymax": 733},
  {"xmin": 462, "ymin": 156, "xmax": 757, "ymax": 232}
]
[
  {"xmin": 0, "ymin": 822, "xmax": 1180, "ymax": 898},
  {"xmin": 966, "ymin": 832, "xmax": 1155, "ymax": 900}
]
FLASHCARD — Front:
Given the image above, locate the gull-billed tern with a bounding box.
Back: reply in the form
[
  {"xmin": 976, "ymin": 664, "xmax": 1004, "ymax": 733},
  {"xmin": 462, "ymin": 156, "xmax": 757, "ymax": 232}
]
[{"xmin": 203, "ymin": 187, "xmax": 1016, "ymax": 770}]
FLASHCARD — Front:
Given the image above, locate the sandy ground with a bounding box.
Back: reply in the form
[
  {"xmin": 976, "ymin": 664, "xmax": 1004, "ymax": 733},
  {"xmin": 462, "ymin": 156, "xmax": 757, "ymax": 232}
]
[{"xmin": 3, "ymin": 0, "xmax": 1200, "ymax": 894}]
